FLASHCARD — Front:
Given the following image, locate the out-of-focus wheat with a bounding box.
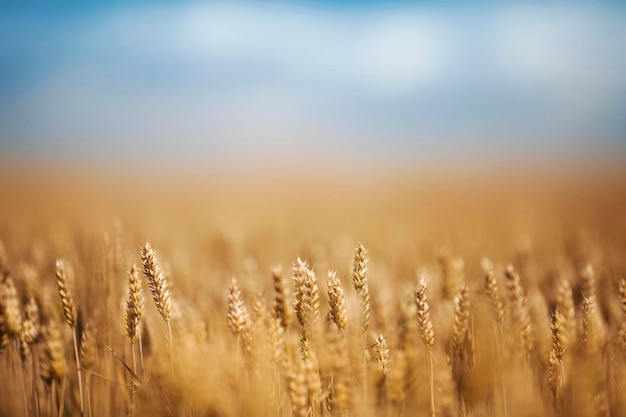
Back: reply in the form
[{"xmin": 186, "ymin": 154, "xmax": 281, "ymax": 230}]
[
  {"xmin": 415, "ymin": 277, "xmax": 436, "ymax": 417},
  {"xmin": 55, "ymin": 259, "xmax": 84, "ymax": 416},
  {"xmin": 271, "ymin": 265, "xmax": 293, "ymax": 330},
  {"xmin": 504, "ymin": 265, "xmax": 534, "ymax": 364}
]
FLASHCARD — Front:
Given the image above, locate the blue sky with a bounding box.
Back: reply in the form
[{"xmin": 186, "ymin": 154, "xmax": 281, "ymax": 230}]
[{"xmin": 1, "ymin": 1, "xmax": 625, "ymax": 168}]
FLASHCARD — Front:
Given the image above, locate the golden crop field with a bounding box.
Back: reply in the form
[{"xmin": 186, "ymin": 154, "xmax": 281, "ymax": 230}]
[{"xmin": 1, "ymin": 167, "xmax": 626, "ymax": 417}]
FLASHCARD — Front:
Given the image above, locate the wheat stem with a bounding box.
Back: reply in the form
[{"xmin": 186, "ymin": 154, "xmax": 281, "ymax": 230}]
[
  {"xmin": 427, "ymin": 348, "xmax": 435, "ymax": 417},
  {"xmin": 167, "ymin": 320, "xmax": 173, "ymax": 374},
  {"xmin": 72, "ymin": 328, "xmax": 85, "ymax": 417}
]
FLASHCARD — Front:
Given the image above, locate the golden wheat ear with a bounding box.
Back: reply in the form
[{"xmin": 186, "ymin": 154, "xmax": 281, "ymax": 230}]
[
  {"xmin": 326, "ymin": 270, "xmax": 347, "ymax": 332},
  {"xmin": 373, "ymin": 333, "xmax": 390, "ymax": 382},
  {"xmin": 125, "ymin": 263, "xmax": 144, "ymax": 341},
  {"xmin": 504, "ymin": 265, "xmax": 534, "ymax": 363},
  {"xmin": 227, "ymin": 277, "xmax": 251, "ymax": 352},
  {"xmin": 40, "ymin": 320, "xmax": 67, "ymax": 385},
  {"xmin": 351, "ymin": 242, "xmax": 370, "ymax": 333},
  {"xmin": 18, "ymin": 297, "xmax": 40, "ymax": 361},
  {"xmin": 141, "ymin": 241, "xmax": 175, "ymax": 374},
  {"xmin": 140, "ymin": 242, "xmax": 172, "ymax": 323},
  {"xmin": 0, "ymin": 275, "xmax": 23, "ymax": 337},
  {"xmin": 55, "ymin": 260, "xmax": 76, "ymax": 328},
  {"xmin": 271, "ymin": 265, "xmax": 293, "ymax": 330},
  {"xmin": 451, "ymin": 283, "xmax": 470, "ymax": 361}
]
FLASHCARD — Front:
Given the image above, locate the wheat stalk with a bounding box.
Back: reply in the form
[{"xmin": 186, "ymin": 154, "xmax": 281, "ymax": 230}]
[
  {"xmin": 482, "ymin": 259, "xmax": 505, "ymax": 347},
  {"xmin": 227, "ymin": 277, "xmax": 251, "ymax": 352},
  {"xmin": 617, "ymin": 278, "xmax": 626, "ymax": 352},
  {"xmin": 140, "ymin": 242, "xmax": 173, "ymax": 373},
  {"xmin": 293, "ymin": 258, "xmax": 320, "ymax": 360},
  {"xmin": 81, "ymin": 323, "xmax": 95, "ymax": 417},
  {"xmin": 481, "ymin": 259, "xmax": 508, "ymax": 417},
  {"xmin": 581, "ymin": 295, "xmax": 606, "ymax": 356},
  {"xmin": 0, "ymin": 275, "xmax": 22, "ymax": 337},
  {"xmin": 373, "ymin": 333, "xmax": 390, "ymax": 382},
  {"xmin": 18, "ymin": 297, "xmax": 39, "ymax": 362},
  {"xmin": 351, "ymin": 243, "xmax": 370, "ymax": 333},
  {"xmin": 451, "ymin": 283, "xmax": 470, "ymax": 361},
  {"xmin": 351, "ymin": 243, "xmax": 370, "ymax": 404},
  {"xmin": 140, "ymin": 243, "xmax": 172, "ymax": 322},
  {"xmin": 55, "ymin": 260, "xmax": 77, "ymax": 328},
  {"xmin": 125, "ymin": 263, "xmax": 144, "ymax": 375},
  {"xmin": 415, "ymin": 277, "xmax": 435, "ymax": 417},
  {"xmin": 581, "ymin": 264, "xmax": 597, "ymax": 301},
  {"xmin": 40, "ymin": 320, "xmax": 67, "ymax": 385},
  {"xmin": 304, "ymin": 356, "xmax": 322, "ymax": 417},
  {"xmin": 504, "ymin": 265, "xmax": 534, "ymax": 364},
  {"xmin": 55, "ymin": 259, "xmax": 84, "ymax": 416},
  {"xmin": 326, "ymin": 326, "xmax": 351, "ymax": 412},
  {"xmin": 550, "ymin": 309, "xmax": 567, "ymax": 406},
  {"xmin": 326, "ymin": 270, "xmax": 348, "ymax": 332},
  {"xmin": 285, "ymin": 353, "xmax": 309, "ymax": 417},
  {"xmin": 556, "ymin": 280, "xmax": 576, "ymax": 344},
  {"xmin": 271, "ymin": 265, "xmax": 293, "ymax": 330}
]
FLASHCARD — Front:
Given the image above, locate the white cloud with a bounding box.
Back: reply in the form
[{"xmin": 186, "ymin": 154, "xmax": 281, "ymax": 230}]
[
  {"xmin": 493, "ymin": 5, "xmax": 626, "ymax": 127},
  {"xmin": 93, "ymin": 3, "xmax": 450, "ymax": 93},
  {"xmin": 3, "ymin": 1, "xmax": 625, "ymax": 157}
]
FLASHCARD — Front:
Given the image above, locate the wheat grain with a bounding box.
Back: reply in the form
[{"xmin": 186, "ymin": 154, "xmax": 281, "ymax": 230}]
[
  {"xmin": 415, "ymin": 278, "xmax": 434, "ymax": 349},
  {"xmin": 271, "ymin": 265, "xmax": 293, "ymax": 330},
  {"xmin": 80, "ymin": 323, "xmax": 95, "ymax": 371},
  {"xmin": 55, "ymin": 260, "xmax": 77, "ymax": 328},
  {"xmin": 0, "ymin": 275, "xmax": 22, "ymax": 337},
  {"xmin": 293, "ymin": 257, "xmax": 320, "ymax": 355},
  {"xmin": 581, "ymin": 264, "xmax": 596, "ymax": 300},
  {"xmin": 286, "ymin": 355, "xmax": 309, "ymax": 417},
  {"xmin": 351, "ymin": 243, "xmax": 370, "ymax": 333},
  {"xmin": 451, "ymin": 283, "xmax": 470, "ymax": 359},
  {"xmin": 140, "ymin": 242, "xmax": 172, "ymax": 322},
  {"xmin": 373, "ymin": 333, "xmax": 390, "ymax": 381},
  {"xmin": 125, "ymin": 263, "xmax": 144, "ymax": 341},
  {"xmin": 504, "ymin": 265, "xmax": 534, "ymax": 361},
  {"xmin": 40, "ymin": 320, "xmax": 67, "ymax": 385},
  {"xmin": 415, "ymin": 277, "xmax": 436, "ymax": 417},
  {"xmin": 482, "ymin": 259, "xmax": 505, "ymax": 335},
  {"xmin": 227, "ymin": 277, "xmax": 251, "ymax": 352},
  {"xmin": 556, "ymin": 280, "xmax": 576, "ymax": 343},
  {"xmin": 326, "ymin": 270, "xmax": 348, "ymax": 332},
  {"xmin": 581, "ymin": 295, "xmax": 606, "ymax": 356}
]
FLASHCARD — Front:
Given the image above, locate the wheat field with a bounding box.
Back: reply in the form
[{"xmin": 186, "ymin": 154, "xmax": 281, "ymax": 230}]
[{"xmin": 1, "ymin": 169, "xmax": 626, "ymax": 417}]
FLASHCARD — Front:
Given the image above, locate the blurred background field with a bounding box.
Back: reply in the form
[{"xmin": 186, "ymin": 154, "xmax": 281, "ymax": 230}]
[{"xmin": 2, "ymin": 1, "xmax": 626, "ymax": 416}]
